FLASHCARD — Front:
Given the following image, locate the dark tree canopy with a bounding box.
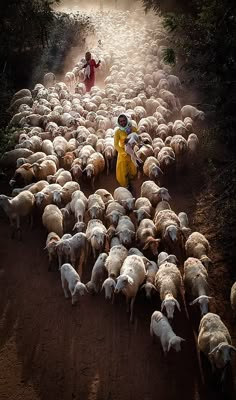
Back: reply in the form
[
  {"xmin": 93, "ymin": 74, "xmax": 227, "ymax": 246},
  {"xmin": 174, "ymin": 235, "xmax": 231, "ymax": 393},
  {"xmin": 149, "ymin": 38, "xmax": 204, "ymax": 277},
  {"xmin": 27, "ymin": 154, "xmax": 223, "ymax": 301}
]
[{"xmin": 143, "ymin": 0, "xmax": 236, "ymax": 146}]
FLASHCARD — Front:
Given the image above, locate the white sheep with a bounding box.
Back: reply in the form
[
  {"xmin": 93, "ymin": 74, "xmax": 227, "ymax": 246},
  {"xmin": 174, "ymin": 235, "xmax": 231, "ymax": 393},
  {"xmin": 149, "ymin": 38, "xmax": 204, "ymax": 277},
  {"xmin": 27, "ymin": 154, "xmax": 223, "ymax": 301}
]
[
  {"xmin": 87, "ymin": 193, "xmax": 105, "ymax": 220},
  {"xmin": 187, "ymin": 133, "xmax": 199, "ymax": 154},
  {"xmin": 115, "ymin": 254, "xmax": 147, "ymax": 322},
  {"xmin": 83, "ymin": 152, "xmax": 105, "ymax": 190},
  {"xmin": 134, "ymin": 197, "xmax": 152, "ymax": 223},
  {"xmin": 86, "ymin": 253, "xmax": 108, "ymax": 293},
  {"xmin": 105, "ymin": 200, "xmax": 126, "ymax": 227},
  {"xmin": 104, "ymin": 244, "xmax": 128, "ymax": 280},
  {"xmin": 113, "ymin": 187, "xmax": 135, "ymax": 213},
  {"xmin": 185, "ymin": 231, "xmax": 212, "ymax": 269},
  {"xmin": 141, "ymin": 180, "xmax": 171, "ymax": 207},
  {"xmin": 60, "ymin": 263, "xmax": 88, "ymax": 305},
  {"xmin": 157, "ymin": 251, "xmax": 178, "ymax": 267},
  {"xmin": 85, "ymin": 219, "xmax": 107, "ymax": 259},
  {"xmin": 183, "ymin": 257, "xmax": 212, "ymax": 316},
  {"xmin": 32, "ymin": 159, "xmax": 57, "ymax": 181},
  {"xmin": 42, "ymin": 204, "xmax": 63, "ymax": 237},
  {"xmin": 141, "ymin": 261, "xmax": 158, "ymax": 299},
  {"xmin": 143, "ymin": 156, "xmax": 163, "ymax": 181},
  {"xmin": 198, "ymin": 313, "xmax": 236, "ymax": 375},
  {"xmin": 154, "ymin": 209, "xmax": 182, "ymax": 254},
  {"xmin": 115, "ymin": 215, "xmax": 135, "ymax": 248},
  {"xmin": 181, "ymin": 105, "xmax": 205, "ymax": 121},
  {"xmin": 150, "ymin": 311, "xmax": 185, "ymax": 353},
  {"xmin": 53, "ymin": 181, "xmax": 80, "ymax": 208},
  {"xmin": 178, "ymin": 211, "xmax": 192, "ymax": 240},
  {"xmin": 155, "ymin": 261, "xmax": 183, "ymax": 320},
  {"xmin": 0, "ymin": 190, "xmax": 35, "ymax": 239}
]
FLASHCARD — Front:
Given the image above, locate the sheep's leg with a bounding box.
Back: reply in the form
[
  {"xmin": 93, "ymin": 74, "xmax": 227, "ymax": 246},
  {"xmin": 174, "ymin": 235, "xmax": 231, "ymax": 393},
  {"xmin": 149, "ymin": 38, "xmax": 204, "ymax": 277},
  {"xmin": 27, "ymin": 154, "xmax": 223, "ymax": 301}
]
[
  {"xmin": 16, "ymin": 216, "xmax": 22, "ymax": 241},
  {"xmin": 106, "ymin": 159, "xmax": 109, "ymax": 176},
  {"xmin": 61, "ymin": 278, "xmax": 70, "ymax": 298},
  {"xmin": 58, "ymin": 254, "xmax": 63, "ymax": 270},
  {"xmin": 130, "ymin": 296, "xmax": 136, "ymax": 323}
]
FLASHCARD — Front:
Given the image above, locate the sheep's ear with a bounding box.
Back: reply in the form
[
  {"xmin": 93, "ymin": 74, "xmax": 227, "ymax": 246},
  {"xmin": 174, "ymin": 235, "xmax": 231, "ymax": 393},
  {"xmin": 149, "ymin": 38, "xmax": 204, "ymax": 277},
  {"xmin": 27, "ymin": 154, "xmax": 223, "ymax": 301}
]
[
  {"xmin": 174, "ymin": 299, "xmax": 181, "ymax": 311},
  {"xmin": 189, "ymin": 298, "xmax": 199, "ymax": 306},
  {"xmin": 209, "ymin": 345, "xmax": 220, "ymax": 355}
]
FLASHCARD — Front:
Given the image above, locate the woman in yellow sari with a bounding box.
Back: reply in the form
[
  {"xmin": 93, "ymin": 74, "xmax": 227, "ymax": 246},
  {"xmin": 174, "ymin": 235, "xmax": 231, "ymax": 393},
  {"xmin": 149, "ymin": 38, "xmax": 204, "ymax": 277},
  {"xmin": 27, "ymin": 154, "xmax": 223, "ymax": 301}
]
[{"xmin": 114, "ymin": 114, "xmax": 137, "ymax": 188}]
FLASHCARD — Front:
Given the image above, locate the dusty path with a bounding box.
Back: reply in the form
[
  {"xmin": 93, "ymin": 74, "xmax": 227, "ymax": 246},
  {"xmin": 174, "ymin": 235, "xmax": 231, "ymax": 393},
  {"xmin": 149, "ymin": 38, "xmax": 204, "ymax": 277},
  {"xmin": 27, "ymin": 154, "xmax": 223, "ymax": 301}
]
[{"xmin": 0, "ymin": 166, "xmax": 232, "ymax": 400}]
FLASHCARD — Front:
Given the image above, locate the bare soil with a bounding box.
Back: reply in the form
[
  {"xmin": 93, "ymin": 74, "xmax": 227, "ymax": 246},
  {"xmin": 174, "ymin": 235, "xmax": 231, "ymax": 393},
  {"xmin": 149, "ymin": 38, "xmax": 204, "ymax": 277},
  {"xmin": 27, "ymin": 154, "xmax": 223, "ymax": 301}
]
[{"xmin": 0, "ymin": 154, "xmax": 235, "ymax": 400}]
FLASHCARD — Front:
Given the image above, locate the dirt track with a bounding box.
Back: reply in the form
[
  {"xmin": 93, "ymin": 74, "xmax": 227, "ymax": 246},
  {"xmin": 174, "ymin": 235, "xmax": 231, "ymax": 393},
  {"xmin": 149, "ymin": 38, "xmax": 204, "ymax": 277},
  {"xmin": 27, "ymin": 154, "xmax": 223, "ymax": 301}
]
[{"xmin": 0, "ymin": 165, "xmax": 235, "ymax": 400}]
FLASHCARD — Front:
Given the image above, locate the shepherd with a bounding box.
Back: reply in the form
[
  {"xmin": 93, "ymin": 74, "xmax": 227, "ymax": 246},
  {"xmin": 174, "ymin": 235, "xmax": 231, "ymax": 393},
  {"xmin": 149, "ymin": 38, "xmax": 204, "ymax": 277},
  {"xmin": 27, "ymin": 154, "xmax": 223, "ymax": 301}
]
[
  {"xmin": 82, "ymin": 51, "xmax": 101, "ymax": 92},
  {"xmin": 114, "ymin": 114, "xmax": 139, "ymax": 190}
]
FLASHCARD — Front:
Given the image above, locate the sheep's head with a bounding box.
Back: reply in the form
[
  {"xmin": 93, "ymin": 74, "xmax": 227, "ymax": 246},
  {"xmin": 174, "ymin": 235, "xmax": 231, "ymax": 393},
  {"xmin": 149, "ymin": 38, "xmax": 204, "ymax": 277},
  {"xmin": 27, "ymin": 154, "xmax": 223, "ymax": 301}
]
[
  {"xmin": 115, "ymin": 275, "xmax": 133, "ymax": 293},
  {"xmin": 161, "ymin": 297, "xmax": 181, "ymax": 320},
  {"xmin": 209, "ymin": 343, "xmax": 236, "ymax": 369},
  {"xmin": 101, "ymin": 277, "xmax": 116, "ymax": 299},
  {"xmin": 72, "ymin": 282, "xmax": 88, "ymax": 304},
  {"xmin": 168, "ymin": 336, "xmax": 185, "ymax": 353},
  {"xmin": 164, "ymin": 225, "xmax": 179, "ymax": 243},
  {"xmin": 189, "ymin": 295, "xmax": 212, "ymax": 316},
  {"xmin": 141, "ymin": 282, "xmax": 157, "ymax": 299}
]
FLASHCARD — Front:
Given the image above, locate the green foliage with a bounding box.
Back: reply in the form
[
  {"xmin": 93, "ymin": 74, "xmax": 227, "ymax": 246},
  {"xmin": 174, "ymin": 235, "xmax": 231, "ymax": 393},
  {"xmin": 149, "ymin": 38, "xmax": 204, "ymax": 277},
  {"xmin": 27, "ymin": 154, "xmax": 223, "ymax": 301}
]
[
  {"xmin": 143, "ymin": 0, "xmax": 236, "ymax": 149},
  {"xmin": 0, "ymin": 127, "xmax": 18, "ymax": 159}
]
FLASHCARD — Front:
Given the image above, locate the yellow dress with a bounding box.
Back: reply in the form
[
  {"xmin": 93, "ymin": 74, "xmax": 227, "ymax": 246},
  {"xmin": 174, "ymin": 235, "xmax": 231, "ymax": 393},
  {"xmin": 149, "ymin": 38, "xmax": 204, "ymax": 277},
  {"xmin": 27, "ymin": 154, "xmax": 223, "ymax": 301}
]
[{"xmin": 114, "ymin": 127, "xmax": 137, "ymax": 187}]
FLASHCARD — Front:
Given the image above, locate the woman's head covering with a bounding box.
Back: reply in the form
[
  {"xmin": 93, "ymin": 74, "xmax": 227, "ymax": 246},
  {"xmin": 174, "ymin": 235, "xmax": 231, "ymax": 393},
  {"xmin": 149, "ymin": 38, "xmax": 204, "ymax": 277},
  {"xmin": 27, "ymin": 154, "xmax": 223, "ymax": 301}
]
[{"xmin": 117, "ymin": 113, "xmax": 132, "ymax": 133}]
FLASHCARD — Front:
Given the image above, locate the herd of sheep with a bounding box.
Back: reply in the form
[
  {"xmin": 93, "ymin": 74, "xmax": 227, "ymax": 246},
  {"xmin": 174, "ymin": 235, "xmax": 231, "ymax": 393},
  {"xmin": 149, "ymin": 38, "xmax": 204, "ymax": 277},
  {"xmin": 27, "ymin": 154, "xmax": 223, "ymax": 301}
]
[{"xmin": 0, "ymin": 8, "xmax": 235, "ymax": 389}]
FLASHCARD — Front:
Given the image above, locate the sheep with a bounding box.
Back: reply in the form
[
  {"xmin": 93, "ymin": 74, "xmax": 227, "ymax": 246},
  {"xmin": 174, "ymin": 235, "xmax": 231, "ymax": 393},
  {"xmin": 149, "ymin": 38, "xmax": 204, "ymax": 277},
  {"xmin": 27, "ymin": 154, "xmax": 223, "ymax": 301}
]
[
  {"xmin": 155, "ymin": 261, "xmax": 183, "ymax": 320},
  {"xmin": 187, "ymin": 133, "xmax": 199, "ymax": 154},
  {"xmin": 34, "ymin": 183, "xmax": 62, "ymax": 211},
  {"xmin": 136, "ymin": 219, "xmax": 161, "ymax": 256},
  {"xmin": 170, "ymin": 135, "xmax": 188, "ymax": 158},
  {"xmin": 181, "ymin": 105, "xmax": 205, "ymax": 121},
  {"xmin": 141, "ymin": 180, "xmax": 171, "ymax": 207},
  {"xmin": 10, "ymin": 88, "xmax": 31, "ymax": 104},
  {"xmin": 150, "ymin": 311, "xmax": 185, "ymax": 353},
  {"xmin": 178, "ymin": 211, "xmax": 192, "ymax": 240},
  {"xmin": 86, "ymin": 253, "xmax": 108, "ymax": 293},
  {"xmin": 114, "ymin": 254, "xmax": 147, "ymax": 322},
  {"xmin": 16, "ymin": 152, "xmax": 46, "ymax": 168},
  {"xmin": 157, "ymin": 146, "xmax": 176, "ymax": 171},
  {"xmin": 183, "ymin": 257, "xmax": 212, "ymax": 316},
  {"xmin": 94, "ymin": 189, "xmax": 114, "ymax": 205},
  {"xmin": 105, "ymin": 244, "xmax": 128, "ymax": 280},
  {"xmin": 54, "ymin": 170, "xmax": 72, "ymax": 187},
  {"xmin": 172, "ymin": 120, "xmax": 187, "ymax": 137},
  {"xmin": 70, "ymin": 190, "xmax": 87, "ymax": 226},
  {"xmin": 42, "ymin": 204, "xmax": 63, "ymax": 237},
  {"xmin": 60, "ymin": 263, "xmax": 88, "ymax": 305},
  {"xmin": 141, "ymin": 261, "xmax": 158, "ymax": 299},
  {"xmin": 45, "ymin": 232, "xmax": 60, "ymax": 269},
  {"xmin": 87, "ymin": 193, "xmax": 106, "ymax": 220},
  {"xmin": 143, "ymin": 156, "xmax": 163, "ymax": 181},
  {"xmin": 184, "ymin": 117, "xmax": 193, "ymax": 132},
  {"xmin": 185, "ymin": 232, "xmax": 212, "ymax": 269},
  {"xmin": 115, "ymin": 215, "xmax": 135, "ymax": 248},
  {"xmin": 0, "ymin": 148, "xmax": 34, "ymax": 169},
  {"xmin": 53, "ymin": 181, "xmax": 80, "ymax": 208},
  {"xmin": 9, "ymin": 163, "xmax": 35, "ymax": 188},
  {"xmin": 43, "ymin": 72, "xmax": 56, "ymax": 88},
  {"xmin": 12, "ymin": 180, "xmax": 49, "ymax": 197},
  {"xmin": 154, "ymin": 209, "xmax": 182, "ymax": 254},
  {"xmin": 31, "ymin": 159, "xmax": 57, "ymax": 181},
  {"xmin": 0, "ymin": 190, "xmax": 35, "ymax": 239},
  {"xmin": 7, "ymin": 96, "xmax": 33, "ymax": 115},
  {"xmin": 105, "ymin": 200, "xmax": 126, "ymax": 227},
  {"xmin": 157, "ymin": 251, "xmax": 178, "ymax": 267},
  {"xmin": 230, "ymin": 282, "xmax": 236, "ymax": 314},
  {"xmin": 198, "ymin": 313, "xmax": 236, "ymax": 377},
  {"xmin": 113, "ymin": 187, "xmax": 135, "ymax": 213},
  {"xmin": 56, "ymin": 232, "xmax": 87, "ymax": 273},
  {"xmin": 133, "ymin": 197, "xmax": 152, "ymax": 224},
  {"xmin": 154, "ymin": 200, "xmax": 172, "ymax": 221},
  {"xmin": 41, "ymin": 139, "xmax": 55, "ymax": 155},
  {"xmin": 53, "ymin": 136, "xmax": 68, "ymax": 158},
  {"xmin": 77, "ymin": 144, "xmax": 95, "ymax": 167},
  {"xmin": 83, "ymin": 152, "xmax": 105, "ymax": 190},
  {"xmin": 85, "ymin": 219, "xmax": 108, "ymax": 259}
]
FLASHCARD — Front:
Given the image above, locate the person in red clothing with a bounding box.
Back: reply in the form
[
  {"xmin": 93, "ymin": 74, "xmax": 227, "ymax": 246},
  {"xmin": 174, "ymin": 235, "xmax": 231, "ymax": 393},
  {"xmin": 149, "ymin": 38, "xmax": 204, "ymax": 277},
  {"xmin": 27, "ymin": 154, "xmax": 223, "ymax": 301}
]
[{"xmin": 82, "ymin": 51, "xmax": 101, "ymax": 92}]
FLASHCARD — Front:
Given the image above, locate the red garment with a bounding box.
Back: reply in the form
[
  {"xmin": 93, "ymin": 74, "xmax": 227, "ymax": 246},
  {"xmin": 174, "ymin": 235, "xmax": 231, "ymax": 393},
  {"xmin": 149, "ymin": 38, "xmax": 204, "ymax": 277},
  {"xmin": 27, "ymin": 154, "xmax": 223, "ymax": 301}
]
[{"xmin": 84, "ymin": 59, "xmax": 100, "ymax": 92}]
